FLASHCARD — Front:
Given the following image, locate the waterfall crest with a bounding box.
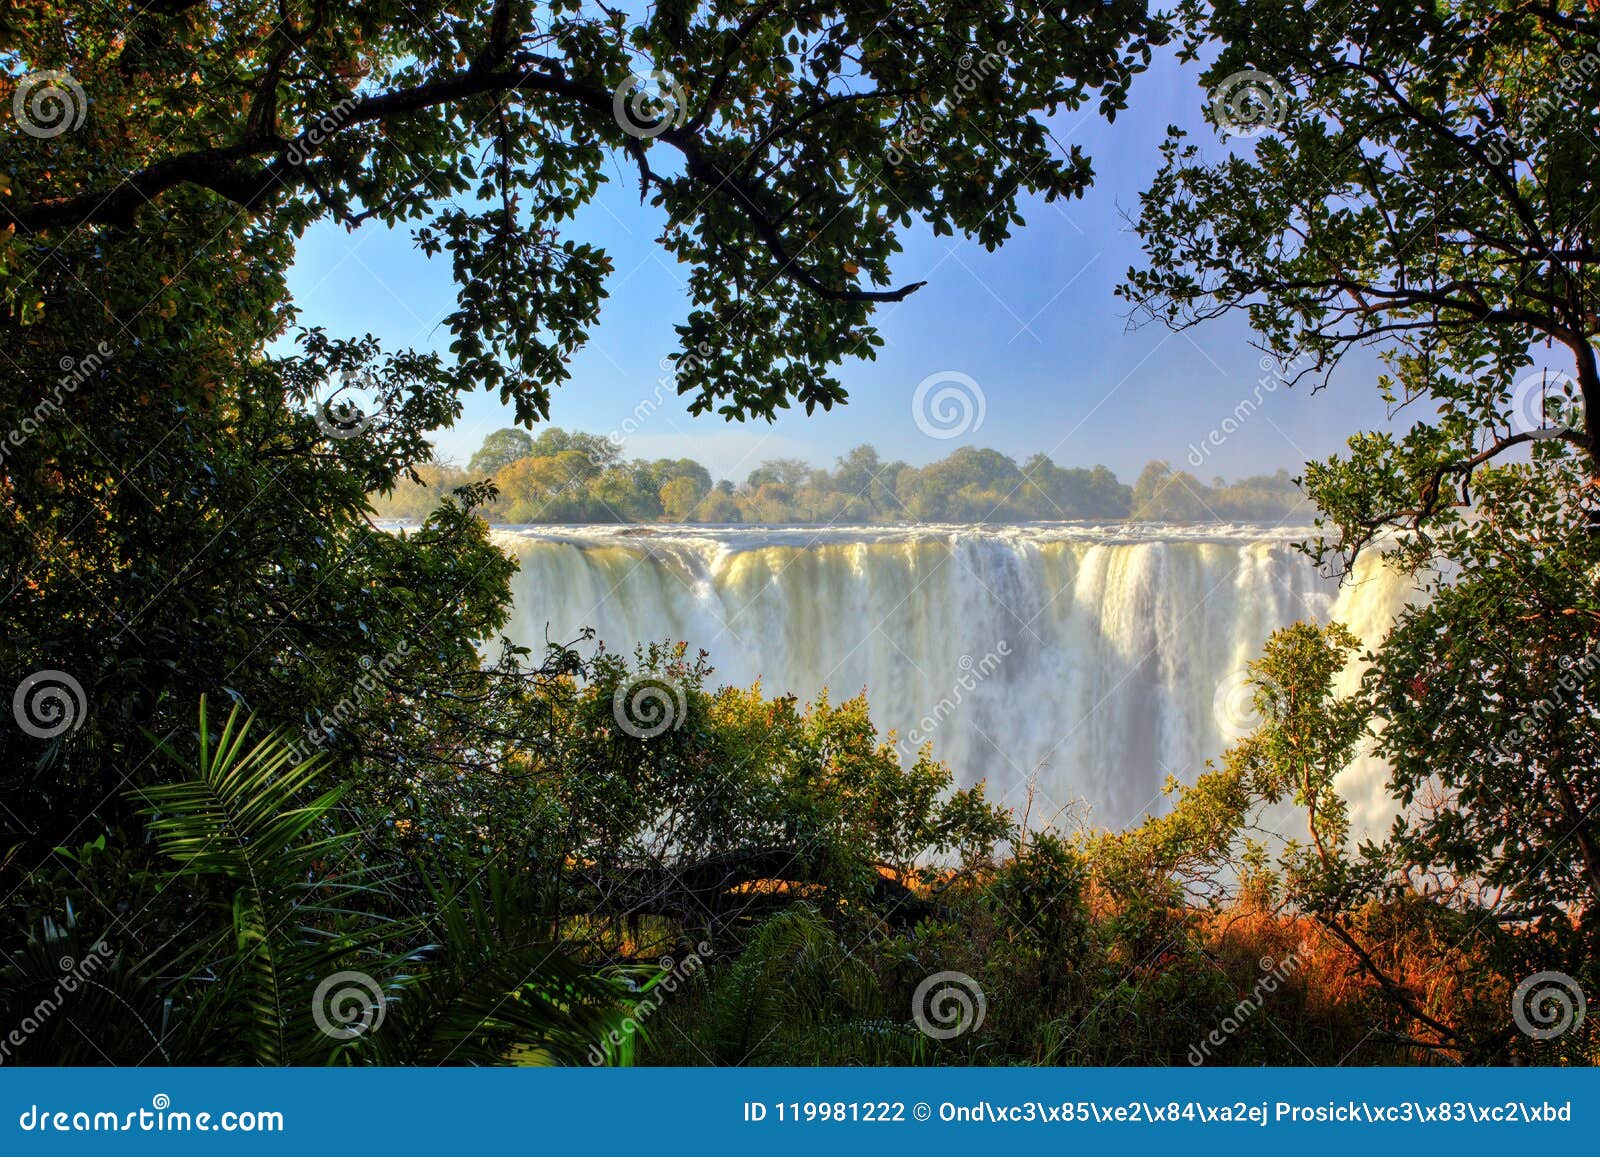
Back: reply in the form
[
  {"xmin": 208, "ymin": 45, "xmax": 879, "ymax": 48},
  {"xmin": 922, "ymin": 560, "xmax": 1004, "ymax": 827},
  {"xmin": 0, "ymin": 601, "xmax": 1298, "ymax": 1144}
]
[{"xmin": 497, "ymin": 524, "xmax": 1414, "ymax": 830}]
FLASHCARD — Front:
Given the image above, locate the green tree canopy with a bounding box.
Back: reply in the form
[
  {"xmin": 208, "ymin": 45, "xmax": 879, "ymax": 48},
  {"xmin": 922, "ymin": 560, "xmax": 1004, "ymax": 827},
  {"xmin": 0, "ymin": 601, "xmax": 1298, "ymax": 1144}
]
[
  {"xmin": 1124, "ymin": 0, "xmax": 1600, "ymax": 1055},
  {"xmin": 3, "ymin": 0, "xmax": 1170, "ymax": 423},
  {"xmin": 0, "ymin": 1, "xmax": 1172, "ymax": 851},
  {"xmin": 468, "ymin": 428, "xmax": 537, "ymax": 476},
  {"xmin": 374, "ymin": 432, "xmax": 1308, "ymax": 525}
]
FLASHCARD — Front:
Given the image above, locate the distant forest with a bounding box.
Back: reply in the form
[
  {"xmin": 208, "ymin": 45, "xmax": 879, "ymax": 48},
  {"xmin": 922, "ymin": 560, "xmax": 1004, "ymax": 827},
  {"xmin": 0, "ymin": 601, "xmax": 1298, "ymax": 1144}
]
[{"xmin": 371, "ymin": 427, "xmax": 1314, "ymax": 524}]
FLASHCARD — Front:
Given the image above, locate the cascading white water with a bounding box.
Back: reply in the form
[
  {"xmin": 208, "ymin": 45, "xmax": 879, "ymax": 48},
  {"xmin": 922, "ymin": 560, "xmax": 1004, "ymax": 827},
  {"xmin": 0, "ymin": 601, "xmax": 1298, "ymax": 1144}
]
[{"xmin": 496, "ymin": 524, "xmax": 1415, "ymax": 831}]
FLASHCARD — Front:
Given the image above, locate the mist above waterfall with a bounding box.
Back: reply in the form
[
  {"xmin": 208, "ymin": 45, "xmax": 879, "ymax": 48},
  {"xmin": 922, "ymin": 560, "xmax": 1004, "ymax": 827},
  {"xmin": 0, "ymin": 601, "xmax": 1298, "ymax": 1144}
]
[{"xmin": 498, "ymin": 523, "xmax": 1414, "ymax": 832}]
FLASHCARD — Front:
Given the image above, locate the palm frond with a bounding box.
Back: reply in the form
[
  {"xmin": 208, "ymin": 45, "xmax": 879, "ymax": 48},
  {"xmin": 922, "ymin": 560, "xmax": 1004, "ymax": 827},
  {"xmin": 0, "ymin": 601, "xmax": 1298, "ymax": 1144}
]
[
  {"xmin": 133, "ymin": 697, "xmax": 407, "ymax": 1065},
  {"xmin": 701, "ymin": 905, "xmax": 879, "ymax": 1064},
  {"xmin": 0, "ymin": 913, "xmax": 168, "ymax": 1066},
  {"xmin": 367, "ymin": 867, "xmax": 634, "ymax": 1066}
]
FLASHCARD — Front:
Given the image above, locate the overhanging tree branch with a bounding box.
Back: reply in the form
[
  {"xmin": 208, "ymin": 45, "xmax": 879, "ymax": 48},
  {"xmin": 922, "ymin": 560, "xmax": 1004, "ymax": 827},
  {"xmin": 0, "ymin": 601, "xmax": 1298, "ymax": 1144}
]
[{"xmin": 3, "ymin": 50, "xmax": 925, "ymax": 305}]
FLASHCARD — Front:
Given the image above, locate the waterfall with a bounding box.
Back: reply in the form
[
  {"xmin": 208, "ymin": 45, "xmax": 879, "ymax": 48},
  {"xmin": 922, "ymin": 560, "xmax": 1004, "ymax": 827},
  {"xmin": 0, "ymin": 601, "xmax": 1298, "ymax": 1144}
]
[{"xmin": 496, "ymin": 524, "xmax": 1415, "ymax": 832}]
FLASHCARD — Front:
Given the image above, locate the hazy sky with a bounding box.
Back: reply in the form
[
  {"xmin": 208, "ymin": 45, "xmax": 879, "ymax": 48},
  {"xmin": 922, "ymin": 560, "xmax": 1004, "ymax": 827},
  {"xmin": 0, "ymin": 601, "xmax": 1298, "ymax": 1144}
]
[{"xmin": 284, "ymin": 46, "xmax": 1395, "ymax": 485}]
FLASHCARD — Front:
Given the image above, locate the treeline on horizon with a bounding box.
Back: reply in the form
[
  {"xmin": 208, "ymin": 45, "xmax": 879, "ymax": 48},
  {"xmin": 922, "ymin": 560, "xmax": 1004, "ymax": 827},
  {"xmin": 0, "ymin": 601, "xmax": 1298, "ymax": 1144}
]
[{"xmin": 372, "ymin": 426, "xmax": 1313, "ymax": 524}]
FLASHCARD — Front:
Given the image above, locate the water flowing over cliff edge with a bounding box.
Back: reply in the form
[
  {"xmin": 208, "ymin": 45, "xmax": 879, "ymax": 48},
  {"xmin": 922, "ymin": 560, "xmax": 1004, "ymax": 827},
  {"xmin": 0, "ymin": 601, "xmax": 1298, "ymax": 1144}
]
[{"xmin": 495, "ymin": 524, "xmax": 1416, "ymax": 833}]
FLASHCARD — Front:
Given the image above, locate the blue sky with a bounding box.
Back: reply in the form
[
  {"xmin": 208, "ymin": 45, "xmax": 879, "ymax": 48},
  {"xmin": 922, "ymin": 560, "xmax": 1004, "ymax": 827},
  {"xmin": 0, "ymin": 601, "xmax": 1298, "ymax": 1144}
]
[{"xmin": 285, "ymin": 46, "xmax": 1395, "ymax": 486}]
